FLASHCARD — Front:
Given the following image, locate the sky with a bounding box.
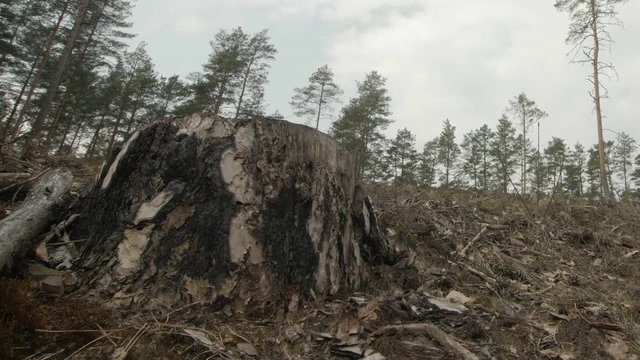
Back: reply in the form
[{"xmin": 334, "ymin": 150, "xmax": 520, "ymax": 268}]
[{"xmin": 128, "ymin": 0, "xmax": 640, "ymax": 149}]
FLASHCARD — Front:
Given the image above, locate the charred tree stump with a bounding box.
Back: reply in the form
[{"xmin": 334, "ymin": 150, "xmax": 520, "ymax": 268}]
[
  {"xmin": 74, "ymin": 115, "xmax": 396, "ymax": 310},
  {"xmin": 0, "ymin": 168, "xmax": 73, "ymax": 272}
]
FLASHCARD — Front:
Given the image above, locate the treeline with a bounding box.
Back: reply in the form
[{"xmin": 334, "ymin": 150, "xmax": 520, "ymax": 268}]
[
  {"xmin": 323, "ymin": 72, "xmax": 640, "ymax": 201},
  {"xmin": 0, "ymin": 2, "xmax": 636, "ymax": 201},
  {"xmin": 0, "ymin": 1, "xmax": 282, "ymax": 157}
]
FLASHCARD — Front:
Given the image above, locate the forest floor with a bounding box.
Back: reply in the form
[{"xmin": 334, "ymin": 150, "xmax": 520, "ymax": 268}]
[{"xmin": 2, "ymin": 159, "xmax": 640, "ymax": 359}]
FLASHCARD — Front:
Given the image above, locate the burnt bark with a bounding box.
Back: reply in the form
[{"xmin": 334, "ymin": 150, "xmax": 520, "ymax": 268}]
[{"xmin": 73, "ymin": 115, "xmax": 397, "ymax": 311}]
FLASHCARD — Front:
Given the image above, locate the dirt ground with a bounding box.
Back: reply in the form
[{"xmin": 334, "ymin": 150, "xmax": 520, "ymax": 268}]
[{"xmin": 2, "ymin": 180, "xmax": 640, "ymax": 359}]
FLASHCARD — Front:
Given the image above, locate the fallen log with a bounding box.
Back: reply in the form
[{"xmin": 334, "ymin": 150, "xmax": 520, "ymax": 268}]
[
  {"xmin": 73, "ymin": 115, "xmax": 399, "ymax": 311},
  {"xmin": 0, "ymin": 168, "xmax": 73, "ymax": 272}
]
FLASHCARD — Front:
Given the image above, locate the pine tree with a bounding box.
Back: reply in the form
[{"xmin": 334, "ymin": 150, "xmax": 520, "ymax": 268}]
[
  {"xmin": 235, "ymin": 30, "xmax": 276, "ymax": 118},
  {"xmin": 387, "ymin": 128, "xmax": 418, "ymax": 185},
  {"xmin": 7, "ymin": 0, "xmax": 72, "ymax": 142},
  {"xmin": 585, "ymin": 141, "xmax": 615, "ymax": 198},
  {"xmin": 28, "ymin": 0, "xmax": 92, "ymax": 150},
  {"xmin": 153, "ymin": 75, "xmax": 188, "ymax": 119},
  {"xmin": 461, "ymin": 129, "xmax": 482, "ymax": 188},
  {"xmin": 85, "ymin": 62, "xmax": 125, "ymax": 157},
  {"xmin": 365, "ymin": 139, "xmax": 392, "ymax": 184},
  {"xmin": 475, "ymin": 124, "xmax": 494, "ymax": 190},
  {"xmin": 290, "ymin": 65, "xmax": 343, "ymax": 130},
  {"xmin": 174, "ymin": 72, "xmax": 215, "ymax": 116},
  {"xmin": 419, "ymin": 139, "xmax": 439, "ymax": 187},
  {"xmin": 330, "ymin": 71, "xmax": 392, "ymax": 179},
  {"xmin": 631, "ymin": 154, "xmax": 640, "ymax": 200},
  {"xmin": 613, "ymin": 131, "xmax": 636, "ymax": 199},
  {"xmin": 437, "ymin": 119, "xmax": 459, "ymax": 187},
  {"xmin": 528, "ymin": 150, "xmax": 548, "ymax": 195},
  {"xmin": 565, "ymin": 143, "xmax": 586, "ymax": 197},
  {"xmin": 204, "ymin": 27, "xmax": 248, "ymax": 117},
  {"xmin": 585, "ymin": 145, "xmax": 601, "ymax": 197},
  {"xmin": 491, "ymin": 115, "xmax": 518, "ymax": 193},
  {"xmin": 544, "ymin": 137, "xmax": 567, "ymax": 194},
  {"xmin": 507, "ymin": 92, "xmax": 547, "ymax": 194}
]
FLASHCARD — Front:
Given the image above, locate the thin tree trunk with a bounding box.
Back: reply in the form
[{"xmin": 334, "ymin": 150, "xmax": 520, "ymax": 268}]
[
  {"xmin": 71, "ymin": 125, "xmax": 86, "ymax": 156},
  {"xmin": 68, "ymin": 120, "xmax": 84, "ymax": 154},
  {"xmin": 590, "ymin": 0, "xmax": 611, "ymax": 201},
  {"xmin": 235, "ymin": 57, "xmax": 255, "ymax": 119},
  {"xmin": 1, "ymin": 56, "xmax": 38, "ymax": 140},
  {"xmin": 123, "ymin": 100, "xmax": 141, "ymax": 137},
  {"xmin": 56, "ymin": 110, "xmax": 76, "ymax": 154},
  {"xmin": 315, "ymin": 83, "xmax": 325, "ymax": 130},
  {"xmin": 213, "ymin": 78, "xmax": 228, "ymax": 118},
  {"xmin": 106, "ymin": 102, "xmax": 128, "ymax": 155},
  {"xmin": 13, "ymin": 0, "xmax": 70, "ymax": 140},
  {"xmin": 28, "ymin": 0, "xmax": 91, "ymax": 146},
  {"xmin": 44, "ymin": 88, "xmax": 70, "ymax": 149},
  {"xmin": 86, "ymin": 110, "xmax": 108, "ymax": 157}
]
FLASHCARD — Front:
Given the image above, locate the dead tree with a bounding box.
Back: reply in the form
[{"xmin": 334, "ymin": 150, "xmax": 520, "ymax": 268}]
[{"xmin": 0, "ymin": 168, "xmax": 73, "ymax": 272}]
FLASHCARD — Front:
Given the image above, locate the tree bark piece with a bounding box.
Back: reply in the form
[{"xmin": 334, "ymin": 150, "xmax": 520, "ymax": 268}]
[
  {"xmin": 74, "ymin": 115, "xmax": 394, "ymax": 311},
  {"xmin": 0, "ymin": 168, "xmax": 73, "ymax": 272}
]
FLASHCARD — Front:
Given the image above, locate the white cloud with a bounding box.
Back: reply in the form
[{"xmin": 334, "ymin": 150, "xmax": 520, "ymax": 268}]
[
  {"xmin": 235, "ymin": 0, "xmax": 426, "ymax": 21},
  {"xmin": 323, "ymin": 0, "xmax": 640, "ymax": 146},
  {"xmin": 130, "ymin": 0, "xmax": 640, "ymax": 147}
]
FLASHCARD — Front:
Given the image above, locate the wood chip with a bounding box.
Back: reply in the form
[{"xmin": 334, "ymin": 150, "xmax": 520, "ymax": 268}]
[{"xmin": 237, "ymin": 342, "xmax": 258, "ymax": 357}]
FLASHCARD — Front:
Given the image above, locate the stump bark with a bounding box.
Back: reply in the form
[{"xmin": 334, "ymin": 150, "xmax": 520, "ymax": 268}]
[{"xmin": 74, "ymin": 115, "xmax": 395, "ymax": 310}]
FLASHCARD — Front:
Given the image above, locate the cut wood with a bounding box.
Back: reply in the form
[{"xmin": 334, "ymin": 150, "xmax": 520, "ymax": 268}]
[
  {"xmin": 373, "ymin": 323, "xmax": 479, "ymax": 360},
  {"xmin": 0, "ymin": 168, "xmax": 73, "ymax": 272},
  {"xmin": 73, "ymin": 115, "xmax": 399, "ymax": 311}
]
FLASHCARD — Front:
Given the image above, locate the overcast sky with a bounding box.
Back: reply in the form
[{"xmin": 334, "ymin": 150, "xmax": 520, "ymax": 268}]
[{"xmin": 129, "ymin": 0, "xmax": 640, "ymax": 149}]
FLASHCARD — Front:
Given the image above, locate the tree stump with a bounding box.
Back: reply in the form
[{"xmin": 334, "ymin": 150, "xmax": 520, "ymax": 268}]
[{"xmin": 74, "ymin": 115, "xmax": 395, "ymax": 310}]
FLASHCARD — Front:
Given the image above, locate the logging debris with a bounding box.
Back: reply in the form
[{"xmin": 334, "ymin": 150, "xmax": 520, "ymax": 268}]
[{"xmin": 2, "ymin": 163, "xmax": 640, "ymax": 359}]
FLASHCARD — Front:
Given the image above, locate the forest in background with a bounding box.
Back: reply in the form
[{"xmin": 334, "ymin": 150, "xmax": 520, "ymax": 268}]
[{"xmin": 0, "ymin": 0, "xmax": 637, "ymax": 200}]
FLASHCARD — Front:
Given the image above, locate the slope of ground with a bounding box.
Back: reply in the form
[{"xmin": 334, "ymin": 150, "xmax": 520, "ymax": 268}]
[{"xmin": 2, "ymin": 182, "xmax": 640, "ymax": 359}]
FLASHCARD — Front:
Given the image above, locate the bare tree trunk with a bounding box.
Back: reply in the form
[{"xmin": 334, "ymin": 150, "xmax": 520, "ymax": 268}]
[
  {"xmin": 315, "ymin": 83, "xmax": 325, "ymax": 130},
  {"xmin": 590, "ymin": 0, "xmax": 612, "ymax": 201},
  {"xmin": 27, "ymin": 0, "xmax": 90, "ymax": 147}
]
